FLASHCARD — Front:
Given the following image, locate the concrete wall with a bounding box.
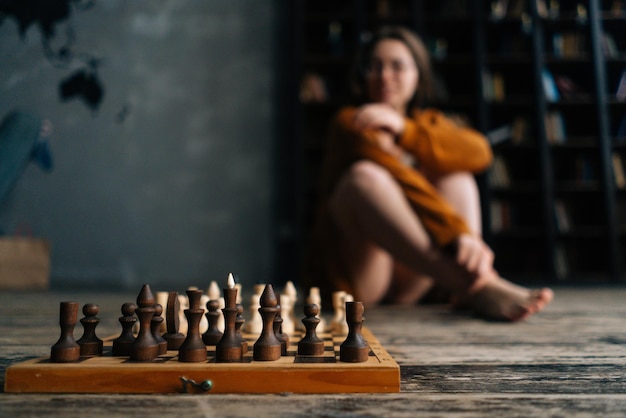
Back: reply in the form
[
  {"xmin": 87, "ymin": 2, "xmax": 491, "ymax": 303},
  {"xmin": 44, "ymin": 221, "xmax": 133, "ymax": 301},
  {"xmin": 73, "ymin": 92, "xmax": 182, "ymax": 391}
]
[{"xmin": 0, "ymin": 0, "xmax": 283, "ymax": 291}]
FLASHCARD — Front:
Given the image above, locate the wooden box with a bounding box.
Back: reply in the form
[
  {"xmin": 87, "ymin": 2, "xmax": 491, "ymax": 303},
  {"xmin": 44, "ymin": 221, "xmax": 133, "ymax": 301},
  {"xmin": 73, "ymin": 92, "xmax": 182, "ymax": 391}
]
[{"xmin": 0, "ymin": 237, "xmax": 50, "ymax": 290}]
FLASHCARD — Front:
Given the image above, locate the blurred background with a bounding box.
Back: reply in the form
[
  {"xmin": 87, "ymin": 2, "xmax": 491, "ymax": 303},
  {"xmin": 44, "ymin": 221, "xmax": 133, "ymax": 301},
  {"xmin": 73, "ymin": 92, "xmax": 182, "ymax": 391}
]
[
  {"xmin": 0, "ymin": 0, "xmax": 295, "ymax": 291},
  {"xmin": 1, "ymin": 0, "xmax": 625, "ymax": 292}
]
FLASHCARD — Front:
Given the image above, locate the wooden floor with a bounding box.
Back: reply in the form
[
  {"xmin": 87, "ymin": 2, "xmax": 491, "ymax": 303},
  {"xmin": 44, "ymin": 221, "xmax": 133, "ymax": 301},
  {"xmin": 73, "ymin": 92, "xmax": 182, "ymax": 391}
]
[{"xmin": 2, "ymin": 285, "xmax": 626, "ymax": 417}]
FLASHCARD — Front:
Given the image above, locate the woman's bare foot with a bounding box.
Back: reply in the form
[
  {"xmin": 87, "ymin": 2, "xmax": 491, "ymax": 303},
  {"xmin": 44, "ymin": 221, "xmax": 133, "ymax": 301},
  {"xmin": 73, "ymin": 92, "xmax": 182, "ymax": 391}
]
[{"xmin": 454, "ymin": 278, "xmax": 553, "ymax": 321}]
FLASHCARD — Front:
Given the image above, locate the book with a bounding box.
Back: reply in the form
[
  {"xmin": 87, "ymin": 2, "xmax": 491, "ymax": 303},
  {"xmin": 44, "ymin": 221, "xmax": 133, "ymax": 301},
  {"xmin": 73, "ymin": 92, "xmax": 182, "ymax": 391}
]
[
  {"xmin": 487, "ymin": 125, "xmax": 513, "ymax": 145},
  {"xmin": 542, "ymin": 69, "xmax": 560, "ymax": 102},
  {"xmin": 612, "ymin": 153, "xmax": 626, "ymax": 189},
  {"xmin": 554, "ymin": 200, "xmax": 571, "ymax": 233},
  {"xmin": 511, "ymin": 116, "xmax": 530, "ymax": 144},
  {"xmin": 488, "ymin": 155, "xmax": 511, "ymax": 187},
  {"xmin": 545, "ymin": 111, "xmax": 566, "ymax": 144},
  {"xmin": 554, "ymin": 244, "xmax": 569, "ymax": 279},
  {"xmin": 616, "ymin": 69, "xmax": 626, "ymax": 102}
]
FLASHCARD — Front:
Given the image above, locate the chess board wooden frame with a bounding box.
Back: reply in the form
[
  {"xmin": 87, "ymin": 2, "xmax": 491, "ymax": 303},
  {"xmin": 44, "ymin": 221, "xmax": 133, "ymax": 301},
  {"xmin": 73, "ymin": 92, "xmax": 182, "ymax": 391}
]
[{"xmin": 4, "ymin": 327, "xmax": 400, "ymax": 394}]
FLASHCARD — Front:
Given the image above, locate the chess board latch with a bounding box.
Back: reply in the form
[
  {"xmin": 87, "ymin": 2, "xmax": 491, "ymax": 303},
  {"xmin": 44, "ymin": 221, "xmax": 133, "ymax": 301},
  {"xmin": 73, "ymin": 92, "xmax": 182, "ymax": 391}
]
[{"xmin": 179, "ymin": 376, "xmax": 213, "ymax": 393}]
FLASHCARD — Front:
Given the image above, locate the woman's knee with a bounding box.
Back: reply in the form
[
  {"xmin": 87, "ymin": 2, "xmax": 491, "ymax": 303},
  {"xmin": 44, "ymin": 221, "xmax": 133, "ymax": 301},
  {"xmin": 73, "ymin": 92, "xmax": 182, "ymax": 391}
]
[{"xmin": 340, "ymin": 160, "xmax": 396, "ymax": 193}]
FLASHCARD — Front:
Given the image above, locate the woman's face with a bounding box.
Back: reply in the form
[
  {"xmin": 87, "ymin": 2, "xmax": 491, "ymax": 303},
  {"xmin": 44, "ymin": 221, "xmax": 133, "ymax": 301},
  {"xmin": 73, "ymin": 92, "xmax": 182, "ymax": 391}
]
[{"xmin": 365, "ymin": 39, "xmax": 419, "ymax": 113}]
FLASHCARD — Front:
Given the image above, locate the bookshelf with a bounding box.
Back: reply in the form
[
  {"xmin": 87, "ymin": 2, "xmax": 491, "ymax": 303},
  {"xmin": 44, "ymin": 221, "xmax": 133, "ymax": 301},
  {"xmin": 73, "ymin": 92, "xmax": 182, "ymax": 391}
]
[{"xmin": 285, "ymin": 0, "xmax": 626, "ymax": 285}]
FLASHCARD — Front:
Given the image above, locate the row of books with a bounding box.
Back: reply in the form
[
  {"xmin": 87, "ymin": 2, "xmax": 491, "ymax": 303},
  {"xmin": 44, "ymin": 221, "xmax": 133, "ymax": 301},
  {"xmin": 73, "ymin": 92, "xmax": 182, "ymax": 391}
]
[{"xmin": 489, "ymin": 153, "xmax": 626, "ymax": 188}]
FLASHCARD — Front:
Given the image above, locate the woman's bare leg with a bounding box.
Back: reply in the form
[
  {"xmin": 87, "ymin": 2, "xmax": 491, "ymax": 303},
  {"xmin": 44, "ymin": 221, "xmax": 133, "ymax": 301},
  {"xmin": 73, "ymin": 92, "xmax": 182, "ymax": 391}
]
[
  {"xmin": 434, "ymin": 172, "xmax": 554, "ymax": 320},
  {"xmin": 329, "ymin": 161, "xmax": 477, "ymax": 305},
  {"xmin": 387, "ymin": 172, "xmax": 484, "ymax": 304},
  {"xmin": 330, "ymin": 163, "xmax": 553, "ymax": 320}
]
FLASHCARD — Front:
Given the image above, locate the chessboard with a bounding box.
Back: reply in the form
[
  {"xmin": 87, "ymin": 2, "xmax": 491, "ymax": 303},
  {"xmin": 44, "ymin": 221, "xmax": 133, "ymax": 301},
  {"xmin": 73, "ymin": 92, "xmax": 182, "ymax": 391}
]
[{"xmin": 4, "ymin": 327, "xmax": 400, "ymax": 394}]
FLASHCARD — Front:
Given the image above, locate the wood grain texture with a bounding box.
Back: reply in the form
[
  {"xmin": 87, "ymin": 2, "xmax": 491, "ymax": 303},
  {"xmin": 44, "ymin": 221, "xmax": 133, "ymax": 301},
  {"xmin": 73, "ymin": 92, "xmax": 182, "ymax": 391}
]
[{"xmin": 2, "ymin": 286, "xmax": 626, "ymax": 416}]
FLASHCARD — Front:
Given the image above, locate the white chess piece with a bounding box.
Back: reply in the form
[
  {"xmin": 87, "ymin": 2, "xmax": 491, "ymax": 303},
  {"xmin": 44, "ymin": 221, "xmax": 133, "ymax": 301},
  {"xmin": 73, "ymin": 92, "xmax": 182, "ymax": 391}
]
[
  {"xmin": 207, "ymin": 280, "xmax": 225, "ymax": 332},
  {"xmin": 177, "ymin": 294, "xmax": 189, "ymax": 335},
  {"xmin": 244, "ymin": 283, "xmax": 264, "ymax": 335},
  {"xmin": 331, "ymin": 291, "xmax": 347, "ymax": 333},
  {"xmin": 280, "ymin": 292, "xmax": 295, "ymax": 335},
  {"xmin": 284, "ymin": 281, "xmax": 299, "ymax": 332},
  {"xmin": 307, "ymin": 287, "xmax": 326, "ymax": 333},
  {"xmin": 337, "ymin": 293, "xmax": 353, "ymax": 335},
  {"xmin": 155, "ymin": 291, "xmax": 170, "ymax": 333}
]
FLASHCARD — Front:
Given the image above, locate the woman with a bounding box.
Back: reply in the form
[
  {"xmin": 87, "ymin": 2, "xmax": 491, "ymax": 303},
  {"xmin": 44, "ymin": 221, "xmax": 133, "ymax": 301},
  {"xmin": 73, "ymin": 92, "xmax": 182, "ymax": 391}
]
[{"xmin": 307, "ymin": 26, "xmax": 552, "ymax": 321}]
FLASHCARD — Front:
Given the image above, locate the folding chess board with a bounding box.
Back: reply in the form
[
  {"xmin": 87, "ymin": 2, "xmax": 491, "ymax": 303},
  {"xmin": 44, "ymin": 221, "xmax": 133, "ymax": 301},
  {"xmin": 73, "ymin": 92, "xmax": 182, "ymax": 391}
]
[{"xmin": 4, "ymin": 327, "xmax": 400, "ymax": 394}]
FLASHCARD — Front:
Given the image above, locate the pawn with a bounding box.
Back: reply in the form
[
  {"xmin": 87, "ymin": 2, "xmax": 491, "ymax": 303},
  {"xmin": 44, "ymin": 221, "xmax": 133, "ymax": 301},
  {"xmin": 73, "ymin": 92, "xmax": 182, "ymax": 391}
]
[
  {"xmin": 339, "ymin": 301, "xmax": 369, "ymax": 363},
  {"xmin": 130, "ymin": 284, "xmax": 160, "ymax": 362},
  {"xmin": 307, "ymin": 287, "xmax": 326, "ymax": 332},
  {"xmin": 76, "ymin": 303, "xmax": 103, "ymax": 357},
  {"xmin": 253, "ymin": 284, "xmax": 282, "ymax": 361},
  {"xmin": 202, "ymin": 299, "xmax": 223, "ymax": 346},
  {"xmin": 273, "ymin": 295, "xmax": 289, "ymax": 356},
  {"xmin": 50, "ymin": 301, "xmax": 81, "ymax": 363},
  {"xmin": 162, "ymin": 292, "xmax": 185, "ymax": 350},
  {"xmin": 235, "ymin": 303, "xmax": 248, "ymax": 354},
  {"xmin": 297, "ymin": 304, "xmax": 324, "ymax": 356},
  {"xmin": 112, "ymin": 302, "xmax": 137, "ymax": 356},
  {"xmin": 279, "ymin": 290, "xmax": 295, "ymax": 335},
  {"xmin": 151, "ymin": 304, "xmax": 168, "ymax": 355}
]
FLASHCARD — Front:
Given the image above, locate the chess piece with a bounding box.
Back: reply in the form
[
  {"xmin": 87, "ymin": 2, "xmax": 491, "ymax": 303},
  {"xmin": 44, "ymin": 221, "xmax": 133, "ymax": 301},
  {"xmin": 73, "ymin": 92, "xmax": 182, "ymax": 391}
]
[
  {"xmin": 202, "ymin": 299, "xmax": 223, "ymax": 346},
  {"xmin": 253, "ymin": 284, "xmax": 282, "ymax": 361},
  {"xmin": 331, "ymin": 291, "xmax": 346, "ymax": 332},
  {"xmin": 307, "ymin": 287, "xmax": 326, "ymax": 332},
  {"xmin": 130, "ymin": 284, "xmax": 160, "ymax": 362},
  {"xmin": 77, "ymin": 303, "xmax": 103, "ymax": 357},
  {"xmin": 188, "ymin": 286, "xmax": 209, "ymax": 334},
  {"xmin": 162, "ymin": 291, "xmax": 185, "ymax": 350},
  {"xmin": 279, "ymin": 289, "xmax": 295, "ymax": 335},
  {"xmin": 297, "ymin": 303, "xmax": 324, "ymax": 356},
  {"xmin": 339, "ymin": 301, "xmax": 369, "ymax": 363},
  {"xmin": 50, "ymin": 301, "xmax": 81, "ymax": 363},
  {"xmin": 155, "ymin": 291, "xmax": 169, "ymax": 333},
  {"xmin": 178, "ymin": 289, "xmax": 208, "ymax": 362},
  {"xmin": 216, "ymin": 273, "xmax": 243, "ymax": 362},
  {"xmin": 274, "ymin": 294, "xmax": 289, "ymax": 356},
  {"xmin": 244, "ymin": 283, "xmax": 264, "ymax": 334},
  {"xmin": 112, "ymin": 302, "xmax": 137, "ymax": 356},
  {"xmin": 177, "ymin": 293, "xmax": 189, "ymax": 335},
  {"xmin": 334, "ymin": 292, "xmax": 353, "ymax": 335},
  {"xmin": 151, "ymin": 303, "xmax": 168, "ymax": 355},
  {"xmin": 207, "ymin": 280, "xmax": 225, "ymax": 332},
  {"xmin": 235, "ymin": 303, "xmax": 248, "ymax": 354}
]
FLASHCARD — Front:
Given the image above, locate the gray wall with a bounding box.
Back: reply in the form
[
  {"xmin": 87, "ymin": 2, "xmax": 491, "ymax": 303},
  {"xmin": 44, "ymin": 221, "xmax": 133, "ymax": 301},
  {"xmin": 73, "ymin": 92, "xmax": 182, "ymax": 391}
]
[{"xmin": 0, "ymin": 1, "xmax": 281, "ymax": 291}]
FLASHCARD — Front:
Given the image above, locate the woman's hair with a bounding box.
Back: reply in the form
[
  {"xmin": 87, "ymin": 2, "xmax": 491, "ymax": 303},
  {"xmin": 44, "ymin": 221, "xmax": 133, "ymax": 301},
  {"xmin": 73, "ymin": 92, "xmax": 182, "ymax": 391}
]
[{"xmin": 350, "ymin": 26, "xmax": 435, "ymax": 112}]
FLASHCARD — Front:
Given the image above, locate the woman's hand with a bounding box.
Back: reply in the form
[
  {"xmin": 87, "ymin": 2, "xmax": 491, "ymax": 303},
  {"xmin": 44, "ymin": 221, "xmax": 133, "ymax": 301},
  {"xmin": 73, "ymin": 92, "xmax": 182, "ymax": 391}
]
[
  {"xmin": 455, "ymin": 233, "xmax": 496, "ymax": 290},
  {"xmin": 352, "ymin": 103, "xmax": 406, "ymax": 136}
]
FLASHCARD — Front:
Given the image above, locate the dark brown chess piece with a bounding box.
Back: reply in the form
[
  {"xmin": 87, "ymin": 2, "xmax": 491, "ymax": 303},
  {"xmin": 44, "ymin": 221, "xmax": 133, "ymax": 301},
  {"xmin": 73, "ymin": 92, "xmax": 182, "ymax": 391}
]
[
  {"xmin": 112, "ymin": 302, "xmax": 137, "ymax": 356},
  {"xmin": 215, "ymin": 285, "xmax": 243, "ymax": 362},
  {"xmin": 50, "ymin": 301, "xmax": 81, "ymax": 363},
  {"xmin": 162, "ymin": 291, "xmax": 185, "ymax": 350},
  {"xmin": 151, "ymin": 303, "xmax": 168, "ymax": 355},
  {"xmin": 339, "ymin": 301, "xmax": 369, "ymax": 363},
  {"xmin": 235, "ymin": 303, "xmax": 248, "ymax": 354},
  {"xmin": 274, "ymin": 294, "xmax": 289, "ymax": 356},
  {"xmin": 253, "ymin": 284, "xmax": 282, "ymax": 361},
  {"xmin": 178, "ymin": 289, "xmax": 207, "ymax": 362},
  {"xmin": 297, "ymin": 303, "xmax": 324, "ymax": 356},
  {"xmin": 130, "ymin": 284, "xmax": 159, "ymax": 362},
  {"xmin": 202, "ymin": 299, "xmax": 223, "ymax": 346},
  {"xmin": 76, "ymin": 303, "xmax": 103, "ymax": 357}
]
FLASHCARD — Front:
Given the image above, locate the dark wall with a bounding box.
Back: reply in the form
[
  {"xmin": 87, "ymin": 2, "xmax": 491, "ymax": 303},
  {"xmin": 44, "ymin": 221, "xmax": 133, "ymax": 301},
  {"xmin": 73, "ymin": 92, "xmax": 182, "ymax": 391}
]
[{"xmin": 0, "ymin": 0, "xmax": 282, "ymax": 291}]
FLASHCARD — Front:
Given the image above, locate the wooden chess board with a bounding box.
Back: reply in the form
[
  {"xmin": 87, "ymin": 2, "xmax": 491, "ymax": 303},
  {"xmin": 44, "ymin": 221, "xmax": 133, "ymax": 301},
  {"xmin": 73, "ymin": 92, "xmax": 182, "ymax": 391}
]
[{"xmin": 4, "ymin": 327, "xmax": 400, "ymax": 394}]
